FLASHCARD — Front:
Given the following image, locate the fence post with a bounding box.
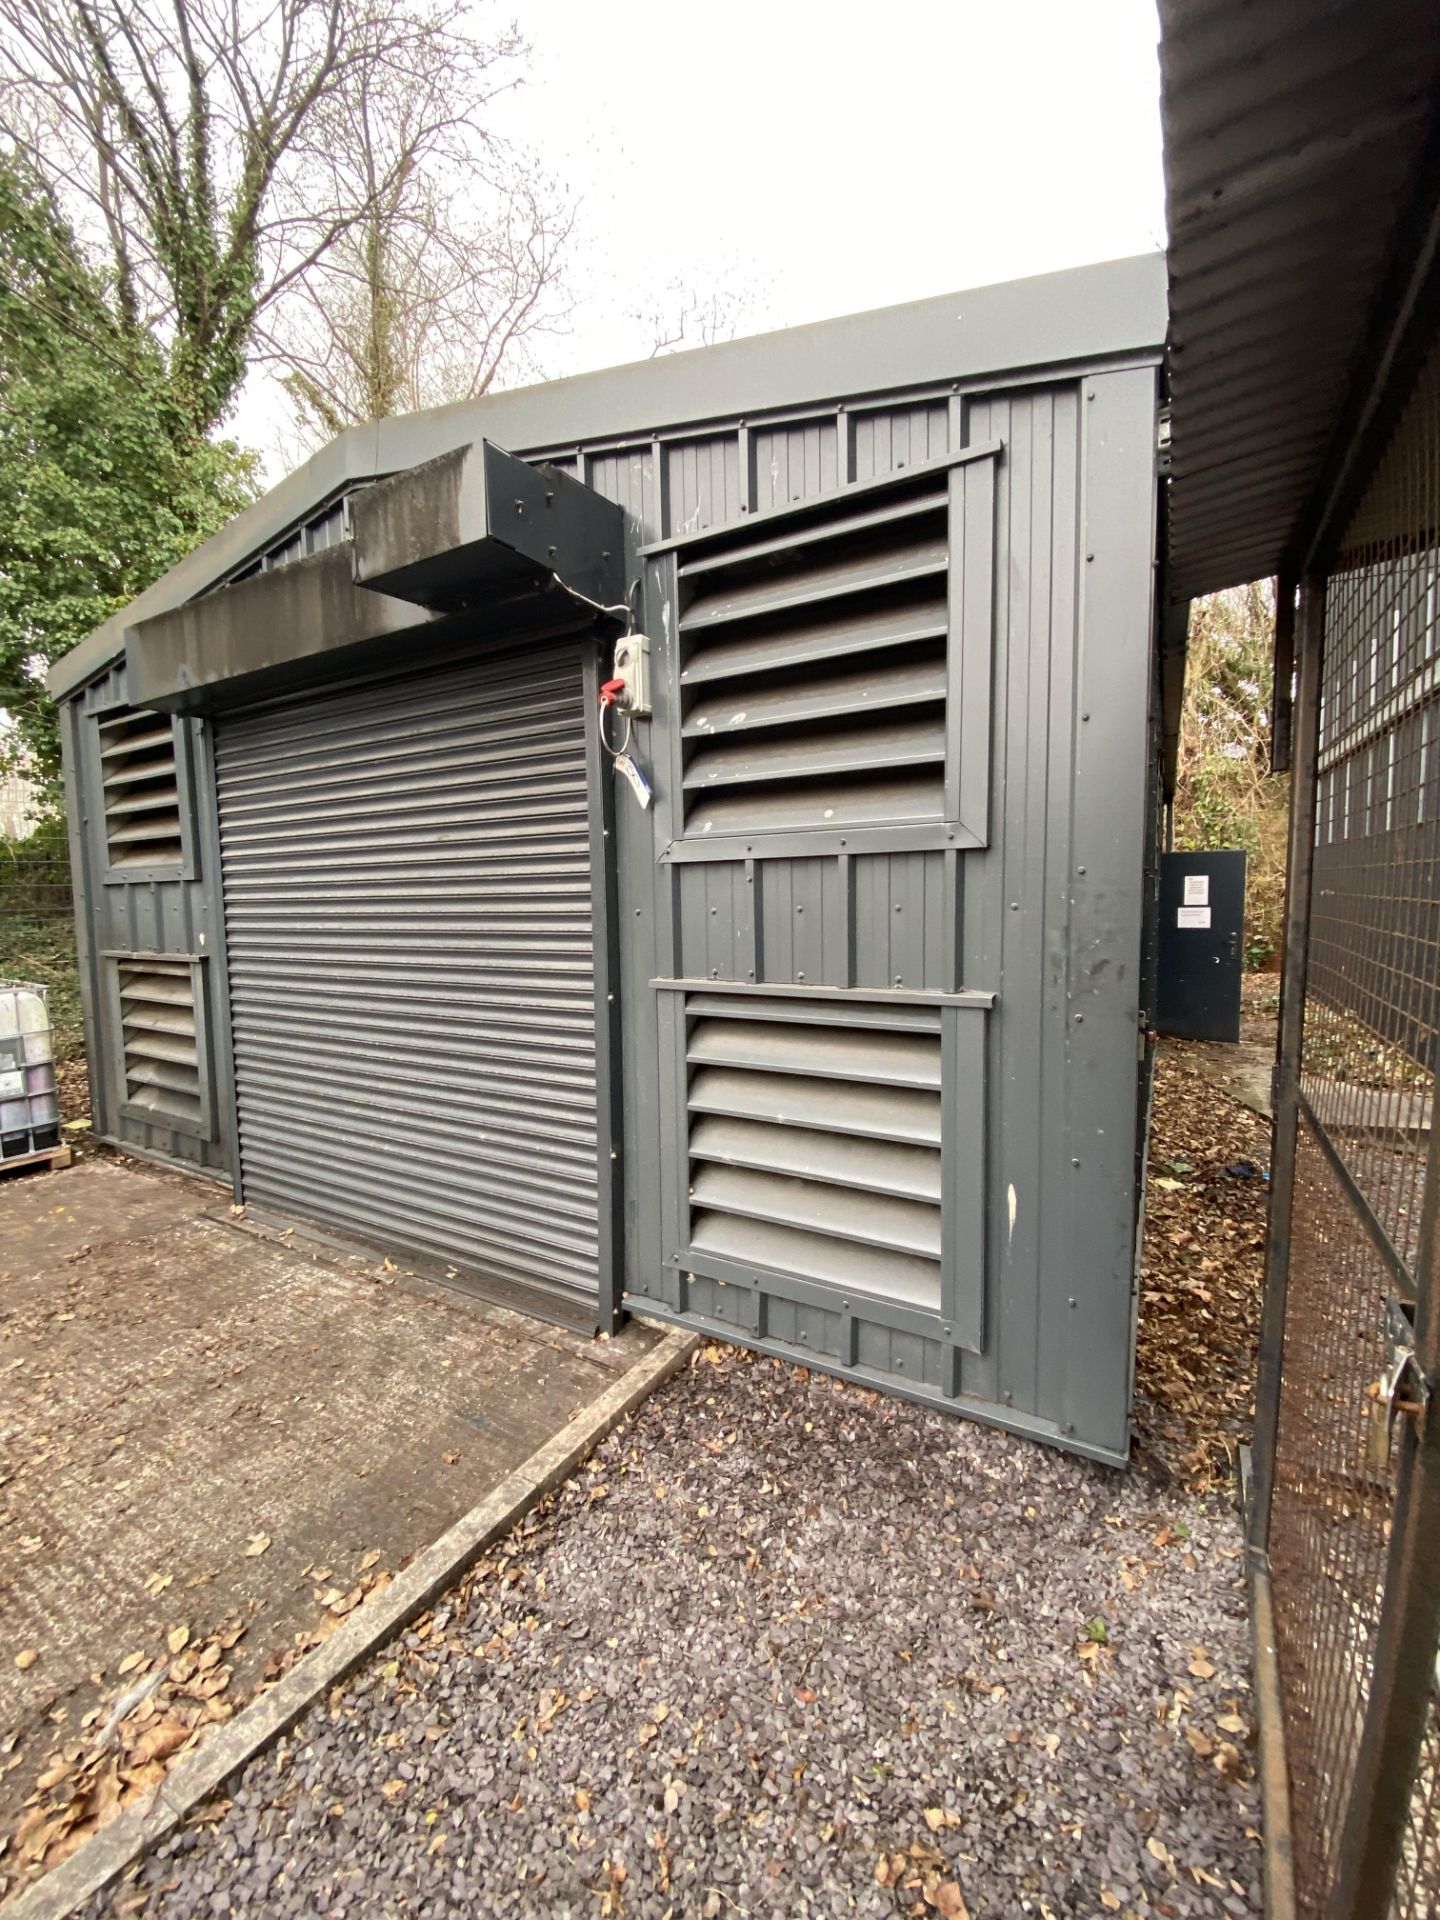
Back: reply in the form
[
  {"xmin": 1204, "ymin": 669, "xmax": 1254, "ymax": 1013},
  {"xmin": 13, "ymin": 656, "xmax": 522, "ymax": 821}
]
[
  {"xmin": 1329, "ymin": 1112, "xmax": 1440, "ymax": 1920},
  {"xmin": 1250, "ymin": 573, "xmax": 1322, "ymax": 1553}
]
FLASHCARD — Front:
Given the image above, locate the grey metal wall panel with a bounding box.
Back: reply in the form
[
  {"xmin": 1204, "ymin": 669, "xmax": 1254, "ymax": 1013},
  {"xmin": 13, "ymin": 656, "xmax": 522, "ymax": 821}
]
[
  {"xmin": 213, "ymin": 643, "xmax": 600, "ymax": 1321},
  {"xmin": 618, "ymin": 375, "xmax": 1154, "ymax": 1465},
  {"xmin": 666, "ymin": 435, "xmax": 744, "ymax": 537},
  {"xmin": 752, "ymin": 418, "xmax": 841, "ymax": 511}
]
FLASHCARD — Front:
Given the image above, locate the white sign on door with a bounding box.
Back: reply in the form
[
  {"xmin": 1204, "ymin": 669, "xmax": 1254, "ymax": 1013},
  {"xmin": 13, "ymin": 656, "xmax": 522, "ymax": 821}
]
[
  {"xmin": 1177, "ymin": 905, "xmax": 1212, "ymax": 929},
  {"xmin": 1183, "ymin": 873, "xmax": 1210, "ymax": 906}
]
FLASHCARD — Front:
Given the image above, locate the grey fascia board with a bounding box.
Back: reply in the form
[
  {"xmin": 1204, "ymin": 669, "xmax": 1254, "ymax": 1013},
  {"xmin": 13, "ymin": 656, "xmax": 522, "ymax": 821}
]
[{"xmin": 49, "ymin": 251, "xmax": 1165, "ymax": 702}]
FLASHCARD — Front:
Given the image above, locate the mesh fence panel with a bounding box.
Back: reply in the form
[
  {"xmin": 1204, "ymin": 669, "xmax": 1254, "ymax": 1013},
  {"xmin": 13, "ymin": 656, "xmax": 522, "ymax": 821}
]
[{"xmin": 1268, "ymin": 337, "xmax": 1440, "ymax": 1917}]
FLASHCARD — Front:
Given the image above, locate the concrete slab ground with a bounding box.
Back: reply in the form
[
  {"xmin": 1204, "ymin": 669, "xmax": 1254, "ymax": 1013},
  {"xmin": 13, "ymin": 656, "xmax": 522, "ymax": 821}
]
[{"xmin": 0, "ymin": 1153, "xmax": 657, "ymax": 1899}]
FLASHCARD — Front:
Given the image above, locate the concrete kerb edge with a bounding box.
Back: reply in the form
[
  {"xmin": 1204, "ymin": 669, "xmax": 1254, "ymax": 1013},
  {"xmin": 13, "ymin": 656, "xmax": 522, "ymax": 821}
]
[{"xmin": 2, "ymin": 1327, "xmax": 699, "ymax": 1920}]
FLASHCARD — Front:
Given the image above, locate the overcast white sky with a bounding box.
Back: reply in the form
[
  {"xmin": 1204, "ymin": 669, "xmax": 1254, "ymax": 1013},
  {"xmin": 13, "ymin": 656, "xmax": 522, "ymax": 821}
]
[{"xmin": 237, "ymin": 0, "xmax": 1166, "ymax": 474}]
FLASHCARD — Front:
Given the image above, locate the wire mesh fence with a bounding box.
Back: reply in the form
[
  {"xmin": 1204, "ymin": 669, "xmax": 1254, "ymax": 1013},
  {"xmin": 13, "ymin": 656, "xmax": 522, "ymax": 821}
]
[
  {"xmin": 0, "ymin": 845, "xmax": 75, "ymax": 929},
  {"xmin": 1264, "ymin": 334, "xmax": 1440, "ymax": 1918}
]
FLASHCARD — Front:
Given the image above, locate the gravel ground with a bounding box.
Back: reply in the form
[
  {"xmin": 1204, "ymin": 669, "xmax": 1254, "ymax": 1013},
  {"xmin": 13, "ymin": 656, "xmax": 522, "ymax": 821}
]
[{"xmin": 94, "ymin": 1347, "xmax": 1261, "ymax": 1920}]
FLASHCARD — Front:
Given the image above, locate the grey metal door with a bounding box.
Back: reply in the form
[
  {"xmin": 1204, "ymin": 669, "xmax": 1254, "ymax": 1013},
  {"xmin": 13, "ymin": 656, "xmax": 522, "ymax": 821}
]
[
  {"xmin": 213, "ymin": 641, "xmax": 602, "ymax": 1324},
  {"xmin": 1155, "ymin": 848, "xmax": 1246, "ymax": 1040}
]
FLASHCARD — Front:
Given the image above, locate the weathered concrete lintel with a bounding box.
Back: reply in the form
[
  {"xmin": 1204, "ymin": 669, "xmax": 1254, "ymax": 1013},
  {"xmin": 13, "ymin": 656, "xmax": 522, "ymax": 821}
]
[{"xmin": 0, "ymin": 1327, "xmax": 698, "ymax": 1920}]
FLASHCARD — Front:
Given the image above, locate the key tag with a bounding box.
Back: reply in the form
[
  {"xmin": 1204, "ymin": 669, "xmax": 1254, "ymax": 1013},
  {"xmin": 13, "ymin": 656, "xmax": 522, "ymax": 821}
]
[{"xmin": 614, "ymin": 751, "xmax": 652, "ymax": 810}]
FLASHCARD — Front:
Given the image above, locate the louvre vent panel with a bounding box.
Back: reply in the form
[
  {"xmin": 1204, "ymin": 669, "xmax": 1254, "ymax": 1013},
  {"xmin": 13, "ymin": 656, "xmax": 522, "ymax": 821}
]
[
  {"xmin": 118, "ymin": 961, "xmax": 202, "ymax": 1126},
  {"xmin": 98, "ymin": 710, "xmax": 182, "ymax": 869},
  {"xmin": 682, "ymin": 1008, "xmax": 943, "ymax": 1314},
  {"xmin": 214, "ymin": 646, "xmax": 600, "ymax": 1321},
  {"xmin": 674, "ymin": 485, "xmax": 958, "ymax": 838}
]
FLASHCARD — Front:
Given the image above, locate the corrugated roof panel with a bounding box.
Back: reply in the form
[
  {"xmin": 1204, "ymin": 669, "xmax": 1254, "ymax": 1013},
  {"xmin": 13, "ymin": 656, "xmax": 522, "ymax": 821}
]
[{"xmin": 1161, "ymin": 0, "xmax": 1440, "ymax": 600}]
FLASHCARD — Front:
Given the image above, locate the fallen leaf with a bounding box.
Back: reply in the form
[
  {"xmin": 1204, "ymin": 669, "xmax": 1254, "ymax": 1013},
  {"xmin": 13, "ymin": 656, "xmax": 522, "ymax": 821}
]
[
  {"xmin": 243, "ymin": 1534, "xmax": 271, "ymax": 1558},
  {"xmin": 926, "ymin": 1883, "xmax": 971, "ymax": 1919},
  {"xmin": 14, "ymin": 1649, "xmax": 37, "ymax": 1672},
  {"xmin": 166, "ymin": 1626, "xmax": 190, "ymax": 1656},
  {"xmin": 1217, "ymin": 1711, "xmax": 1248, "ymax": 1734},
  {"xmin": 131, "ymin": 1721, "xmax": 190, "ymax": 1766},
  {"xmin": 1100, "ymin": 1892, "xmax": 1121, "ymax": 1913},
  {"xmin": 442, "ymin": 1451, "xmax": 460, "ymax": 1466},
  {"xmin": 1188, "ymin": 1656, "xmax": 1217, "ymax": 1680},
  {"xmin": 117, "ymin": 1652, "xmax": 145, "ymax": 1677},
  {"xmin": 358, "ymin": 1549, "xmax": 382, "ymax": 1572}
]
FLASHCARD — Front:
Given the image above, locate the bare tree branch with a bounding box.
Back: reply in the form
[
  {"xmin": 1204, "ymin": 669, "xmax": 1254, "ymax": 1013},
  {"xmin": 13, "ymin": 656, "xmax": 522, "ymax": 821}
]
[{"xmin": 0, "ymin": 0, "xmax": 534, "ymax": 433}]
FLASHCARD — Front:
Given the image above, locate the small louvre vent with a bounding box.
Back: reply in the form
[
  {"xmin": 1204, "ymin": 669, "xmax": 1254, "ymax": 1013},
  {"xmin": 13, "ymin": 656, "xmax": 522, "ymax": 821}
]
[
  {"xmin": 677, "ymin": 483, "xmax": 950, "ymax": 838},
  {"xmin": 98, "ymin": 709, "xmax": 182, "ymax": 869},
  {"xmin": 119, "ymin": 960, "xmax": 202, "ymax": 1128},
  {"xmin": 683, "ymin": 999, "xmax": 943, "ymax": 1314}
]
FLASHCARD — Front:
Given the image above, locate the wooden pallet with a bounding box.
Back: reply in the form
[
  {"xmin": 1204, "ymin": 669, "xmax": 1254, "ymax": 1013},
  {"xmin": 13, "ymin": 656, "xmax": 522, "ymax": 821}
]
[{"xmin": 0, "ymin": 1142, "xmax": 73, "ymax": 1178}]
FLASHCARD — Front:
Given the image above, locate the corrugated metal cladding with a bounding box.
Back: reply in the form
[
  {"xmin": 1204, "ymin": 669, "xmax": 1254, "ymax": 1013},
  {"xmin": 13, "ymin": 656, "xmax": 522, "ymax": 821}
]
[
  {"xmin": 212, "ymin": 642, "xmax": 600, "ymax": 1323},
  {"xmin": 581, "ymin": 369, "xmax": 1158, "ymax": 1464}
]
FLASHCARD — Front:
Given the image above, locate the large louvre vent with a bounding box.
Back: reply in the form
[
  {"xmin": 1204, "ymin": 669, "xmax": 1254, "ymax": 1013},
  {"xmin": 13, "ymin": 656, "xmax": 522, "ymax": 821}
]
[
  {"xmin": 98, "ymin": 709, "xmax": 182, "ymax": 870},
  {"xmin": 683, "ymin": 997, "xmax": 943, "ymax": 1314},
  {"xmin": 668, "ymin": 445, "xmax": 998, "ymax": 850},
  {"xmin": 118, "ymin": 959, "xmax": 204, "ymax": 1130},
  {"xmin": 679, "ymin": 487, "xmax": 947, "ymax": 837}
]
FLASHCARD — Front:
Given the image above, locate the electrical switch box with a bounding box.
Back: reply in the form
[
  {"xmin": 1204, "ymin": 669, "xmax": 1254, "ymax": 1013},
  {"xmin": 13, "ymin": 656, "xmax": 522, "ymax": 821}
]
[{"xmin": 612, "ymin": 631, "xmax": 651, "ymax": 717}]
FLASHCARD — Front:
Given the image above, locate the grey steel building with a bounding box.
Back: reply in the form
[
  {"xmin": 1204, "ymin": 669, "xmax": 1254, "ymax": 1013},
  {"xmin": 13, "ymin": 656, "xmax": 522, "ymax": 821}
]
[{"xmin": 49, "ymin": 253, "xmax": 1168, "ymax": 1465}]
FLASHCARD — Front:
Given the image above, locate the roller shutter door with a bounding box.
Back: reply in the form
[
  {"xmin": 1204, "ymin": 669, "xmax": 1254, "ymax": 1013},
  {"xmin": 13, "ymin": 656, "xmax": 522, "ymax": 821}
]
[{"xmin": 213, "ymin": 643, "xmax": 599, "ymax": 1322}]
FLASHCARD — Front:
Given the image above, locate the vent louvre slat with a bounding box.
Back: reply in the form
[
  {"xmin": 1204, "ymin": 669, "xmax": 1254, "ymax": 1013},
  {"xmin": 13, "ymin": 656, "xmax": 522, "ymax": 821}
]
[
  {"xmin": 688, "ymin": 1019, "xmax": 940, "ymax": 1089},
  {"xmin": 677, "ymin": 595, "xmax": 946, "ymax": 688},
  {"xmin": 688, "ymin": 772, "xmax": 944, "ymax": 838},
  {"xmin": 680, "ymin": 528, "xmax": 947, "ymax": 632},
  {"xmin": 688, "ymin": 1063, "xmax": 940, "ymax": 1145},
  {"xmin": 688, "ymin": 1113, "xmax": 941, "ymax": 1202},
  {"xmin": 691, "ymin": 1211, "xmax": 941, "ymax": 1314},
  {"xmin": 682, "ymin": 648, "xmax": 947, "ymax": 738},
  {"xmin": 690, "ymin": 1164, "xmax": 941, "ymax": 1258},
  {"xmin": 684, "ymin": 714, "xmax": 945, "ymax": 790},
  {"xmin": 678, "ymin": 487, "xmax": 947, "ymax": 580}
]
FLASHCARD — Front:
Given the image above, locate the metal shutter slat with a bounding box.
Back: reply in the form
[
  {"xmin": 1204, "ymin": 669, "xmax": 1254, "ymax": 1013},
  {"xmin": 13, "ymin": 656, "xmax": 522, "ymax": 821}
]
[{"xmin": 215, "ymin": 644, "xmax": 599, "ymax": 1321}]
